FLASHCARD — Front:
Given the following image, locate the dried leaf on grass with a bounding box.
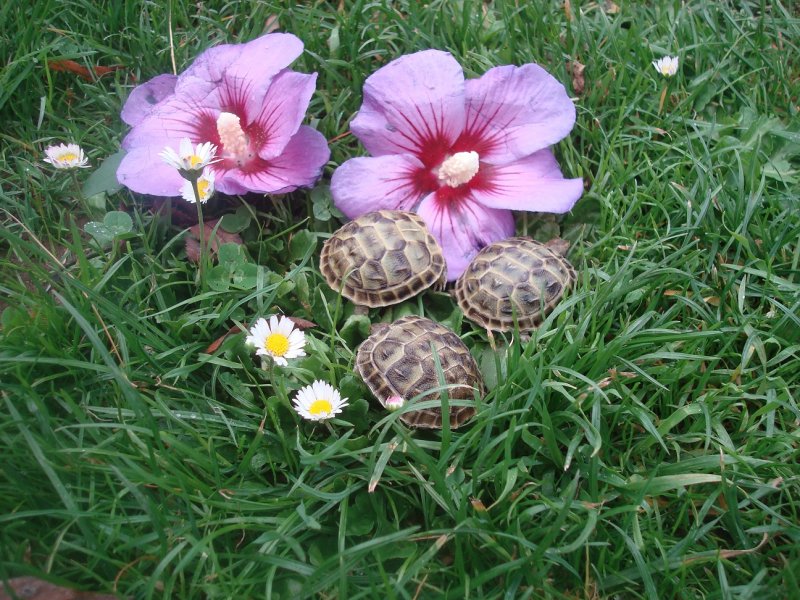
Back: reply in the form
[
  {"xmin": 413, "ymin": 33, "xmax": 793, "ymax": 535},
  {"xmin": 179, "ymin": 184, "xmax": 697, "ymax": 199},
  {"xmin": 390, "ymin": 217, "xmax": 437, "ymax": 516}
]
[
  {"xmin": 49, "ymin": 59, "xmax": 129, "ymax": 82},
  {"xmin": 287, "ymin": 316, "xmax": 317, "ymax": 330},
  {"xmin": 185, "ymin": 218, "xmax": 243, "ymax": 263},
  {"xmin": 567, "ymin": 60, "xmax": 586, "ymax": 95},
  {"xmin": 0, "ymin": 577, "xmax": 118, "ymax": 600},
  {"xmin": 264, "ymin": 15, "xmax": 280, "ymax": 33},
  {"xmin": 682, "ymin": 533, "xmax": 769, "ymax": 564}
]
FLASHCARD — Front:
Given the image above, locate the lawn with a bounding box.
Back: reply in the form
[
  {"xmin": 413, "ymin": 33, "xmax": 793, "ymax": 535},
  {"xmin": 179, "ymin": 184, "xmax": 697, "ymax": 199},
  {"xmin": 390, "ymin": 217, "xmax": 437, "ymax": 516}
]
[{"xmin": 1, "ymin": 1, "xmax": 799, "ymax": 598}]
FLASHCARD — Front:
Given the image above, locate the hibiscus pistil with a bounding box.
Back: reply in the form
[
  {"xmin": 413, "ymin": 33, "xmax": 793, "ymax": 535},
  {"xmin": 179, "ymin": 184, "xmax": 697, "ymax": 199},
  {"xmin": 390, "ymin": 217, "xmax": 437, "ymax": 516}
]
[
  {"xmin": 437, "ymin": 151, "xmax": 480, "ymax": 187},
  {"xmin": 216, "ymin": 112, "xmax": 250, "ymax": 165}
]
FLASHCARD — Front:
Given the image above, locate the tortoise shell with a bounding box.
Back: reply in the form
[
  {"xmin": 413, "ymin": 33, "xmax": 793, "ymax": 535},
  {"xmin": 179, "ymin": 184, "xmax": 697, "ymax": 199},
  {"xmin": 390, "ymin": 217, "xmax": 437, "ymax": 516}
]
[
  {"xmin": 320, "ymin": 210, "xmax": 446, "ymax": 308},
  {"xmin": 356, "ymin": 315, "xmax": 482, "ymax": 428},
  {"xmin": 453, "ymin": 237, "xmax": 576, "ymax": 332}
]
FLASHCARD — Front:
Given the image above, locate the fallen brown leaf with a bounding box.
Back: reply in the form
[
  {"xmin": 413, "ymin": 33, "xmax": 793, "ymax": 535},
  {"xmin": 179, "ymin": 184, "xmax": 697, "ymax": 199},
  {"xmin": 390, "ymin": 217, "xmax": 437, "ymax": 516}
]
[
  {"xmin": 567, "ymin": 60, "xmax": 586, "ymax": 95},
  {"xmin": 204, "ymin": 324, "xmax": 244, "ymax": 354},
  {"xmin": 287, "ymin": 316, "xmax": 317, "ymax": 330},
  {"xmin": 683, "ymin": 533, "xmax": 769, "ymax": 564},
  {"xmin": 264, "ymin": 14, "xmax": 280, "ymax": 33},
  {"xmin": 49, "ymin": 59, "xmax": 128, "ymax": 82},
  {"xmin": 0, "ymin": 577, "xmax": 118, "ymax": 600},
  {"xmin": 470, "ymin": 497, "xmax": 488, "ymax": 512},
  {"xmin": 185, "ymin": 218, "xmax": 243, "ymax": 263}
]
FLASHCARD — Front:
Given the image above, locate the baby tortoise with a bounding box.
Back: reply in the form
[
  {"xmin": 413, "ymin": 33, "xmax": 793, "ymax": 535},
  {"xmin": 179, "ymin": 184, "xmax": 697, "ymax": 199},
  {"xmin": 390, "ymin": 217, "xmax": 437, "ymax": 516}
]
[
  {"xmin": 320, "ymin": 210, "xmax": 446, "ymax": 312},
  {"xmin": 356, "ymin": 315, "xmax": 483, "ymax": 428},
  {"xmin": 453, "ymin": 237, "xmax": 576, "ymax": 332}
]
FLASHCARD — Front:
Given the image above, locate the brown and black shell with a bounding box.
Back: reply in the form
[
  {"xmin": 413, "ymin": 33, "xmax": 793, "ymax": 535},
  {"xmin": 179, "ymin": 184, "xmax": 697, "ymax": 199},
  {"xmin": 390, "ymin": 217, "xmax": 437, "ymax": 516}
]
[
  {"xmin": 355, "ymin": 315, "xmax": 482, "ymax": 428},
  {"xmin": 453, "ymin": 237, "xmax": 576, "ymax": 332},
  {"xmin": 320, "ymin": 210, "xmax": 446, "ymax": 308}
]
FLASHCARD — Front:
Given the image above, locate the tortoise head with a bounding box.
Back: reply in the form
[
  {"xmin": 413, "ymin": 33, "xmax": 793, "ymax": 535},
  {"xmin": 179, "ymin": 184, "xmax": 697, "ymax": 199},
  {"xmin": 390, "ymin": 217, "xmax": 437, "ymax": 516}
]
[{"xmin": 544, "ymin": 237, "xmax": 570, "ymax": 257}]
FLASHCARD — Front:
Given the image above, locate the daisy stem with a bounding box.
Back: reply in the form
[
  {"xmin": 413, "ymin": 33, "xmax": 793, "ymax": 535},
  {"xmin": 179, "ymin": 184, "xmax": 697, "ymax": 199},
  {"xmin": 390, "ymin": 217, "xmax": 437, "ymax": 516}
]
[
  {"xmin": 70, "ymin": 171, "xmax": 93, "ymax": 216},
  {"xmin": 658, "ymin": 85, "xmax": 668, "ymax": 115},
  {"xmin": 191, "ymin": 177, "xmax": 207, "ymax": 290}
]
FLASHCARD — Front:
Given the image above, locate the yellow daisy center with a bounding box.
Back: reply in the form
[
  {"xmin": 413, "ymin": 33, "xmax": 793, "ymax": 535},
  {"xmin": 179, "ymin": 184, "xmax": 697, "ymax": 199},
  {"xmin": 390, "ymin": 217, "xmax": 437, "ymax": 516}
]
[
  {"xmin": 61, "ymin": 152, "xmax": 78, "ymax": 162},
  {"xmin": 189, "ymin": 154, "xmax": 203, "ymax": 168},
  {"xmin": 265, "ymin": 333, "xmax": 290, "ymax": 357},
  {"xmin": 197, "ymin": 179, "xmax": 211, "ymax": 200},
  {"xmin": 309, "ymin": 399, "xmax": 333, "ymax": 416}
]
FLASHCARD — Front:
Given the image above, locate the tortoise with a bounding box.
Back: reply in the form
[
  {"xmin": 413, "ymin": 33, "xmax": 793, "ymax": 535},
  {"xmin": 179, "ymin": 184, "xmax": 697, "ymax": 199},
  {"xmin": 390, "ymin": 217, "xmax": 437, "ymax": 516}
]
[
  {"xmin": 356, "ymin": 315, "xmax": 483, "ymax": 428},
  {"xmin": 453, "ymin": 237, "xmax": 576, "ymax": 332},
  {"xmin": 320, "ymin": 210, "xmax": 446, "ymax": 312}
]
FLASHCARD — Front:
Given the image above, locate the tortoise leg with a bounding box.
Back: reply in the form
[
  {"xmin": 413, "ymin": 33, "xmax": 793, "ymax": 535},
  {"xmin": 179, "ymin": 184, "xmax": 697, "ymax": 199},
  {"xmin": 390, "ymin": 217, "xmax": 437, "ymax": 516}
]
[{"xmin": 354, "ymin": 304, "xmax": 369, "ymax": 316}]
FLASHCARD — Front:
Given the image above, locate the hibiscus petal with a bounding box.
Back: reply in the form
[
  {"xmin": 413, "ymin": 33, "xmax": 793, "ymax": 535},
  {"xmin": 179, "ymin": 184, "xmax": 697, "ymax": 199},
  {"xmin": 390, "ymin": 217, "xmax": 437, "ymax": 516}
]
[
  {"xmin": 255, "ymin": 70, "xmax": 318, "ymax": 160},
  {"xmin": 350, "ymin": 50, "xmax": 466, "ymax": 161},
  {"xmin": 330, "ymin": 154, "xmax": 426, "ymax": 219},
  {"xmin": 120, "ymin": 74, "xmax": 178, "ymax": 127},
  {"xmin": 116, "ymin": 146, "xmax": 185, "ymax": 196},
  {"xmin": 176, "ymin": 33, "xmax": 304, "ymax": 105},
  {"xmin": 470, "ymin": 149, "xmax": 584, "ymax": 213},
  {"xmin": 416, "ymin": 194, "xmax": 515, "ymax": 281},
  {"xmin": 216, "ymin": 125, "xmax": 329, "ymax": 195},
  {"xmin": 120, "ymin": 93, "xmax": 205, "ymax": 152},
  {"xmin": 460, "ymin": 64, "xmax": 575, "ymax": 163}
]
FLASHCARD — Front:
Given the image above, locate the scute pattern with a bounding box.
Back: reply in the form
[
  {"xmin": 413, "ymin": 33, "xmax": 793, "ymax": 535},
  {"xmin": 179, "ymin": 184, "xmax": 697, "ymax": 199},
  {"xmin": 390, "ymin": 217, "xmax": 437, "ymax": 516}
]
[
  {"xmin": 320, "ymin": 210, "xmax": 446, "ymax": 308},
  {"xmin": 454, "ymin": 237, "xmax": 576, "ymax": 331},
  {"xmin": 356, "ymin": 315, "xmax": 482, "ymax": 428}
]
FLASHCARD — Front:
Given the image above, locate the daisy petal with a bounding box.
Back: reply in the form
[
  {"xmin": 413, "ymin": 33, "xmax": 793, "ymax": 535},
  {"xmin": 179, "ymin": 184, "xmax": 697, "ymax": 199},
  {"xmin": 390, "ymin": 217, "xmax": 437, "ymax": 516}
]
[
  {"xmin": 459, "ymin": 64, "xmax": 576, "ymax": 164},
  {"xmin": 416, "ymin": 193, "xmax": 515, "ymax": 281},
  {"xmin": 331, "ymin": 154, "xmax": 426, "ymax": 219},
  {"xmin": 351, "ymin": 50, "xmax": 466, "ymax": 159},
  {"xmin": 470, "ymin": 149, "xmax": 584, "ymax": 213},
  {"xmin": 291, "ymin": 380, "xmax": 348, "ymax": 421},
  {"xmin": 246, "ymin": 314, "xmax": 307, "ymax": 365}
]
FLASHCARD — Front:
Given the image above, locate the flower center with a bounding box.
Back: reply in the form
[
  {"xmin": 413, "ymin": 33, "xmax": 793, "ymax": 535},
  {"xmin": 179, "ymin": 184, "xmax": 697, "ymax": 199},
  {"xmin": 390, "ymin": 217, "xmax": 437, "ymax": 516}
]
[
  {"xmin": 60, "ymin": 152, "xmax": 78, "ymax": 163},
  {"xmin": 437, "ymin": 151, "xmax": 480, "ymax": 187},
  {"xmin": 216, "ymin": 112, "xmax": 249, "ymax": 164},
  {"xmin": 265, "ymin": 333, "xmax": 290, "ymax": 357},
  {"xmin": 196, "ymin": 179, "xmax": 212, "ymax": 201},
  {"xmin": 309, "ymin": 399, "xmax": 333, "ymax": 416}
]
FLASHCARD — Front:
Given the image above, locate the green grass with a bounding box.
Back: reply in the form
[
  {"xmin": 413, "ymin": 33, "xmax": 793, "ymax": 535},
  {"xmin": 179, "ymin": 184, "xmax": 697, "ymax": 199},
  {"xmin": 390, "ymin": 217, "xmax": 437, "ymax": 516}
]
[{"xmin": 2, "ymin": 0, "xmax": 799, "ymax": 598}]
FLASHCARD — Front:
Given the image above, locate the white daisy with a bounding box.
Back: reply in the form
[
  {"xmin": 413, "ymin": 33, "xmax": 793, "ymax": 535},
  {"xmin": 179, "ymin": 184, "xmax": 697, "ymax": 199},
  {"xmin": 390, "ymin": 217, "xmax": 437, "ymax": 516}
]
[
  {"xmin": 245, "ymin": 315, "xmax": 306, "ymax": 366},
  {"xmin": 43, "ymin": 143, "xmax": 89, "ymax": 169},
  {"xmin": 159, "ymin": 138, "xmax": 217, "ymax": 176},
  {"xmin": 385, "ymin": 395, "xmax": 405, "ymax": 412},
  {"xmin": 292, "ymin": 380, "xmax": 349, "ymax": 421},
  {"xmin": 180, "ymin": 171, "xmax": 215, "ymax": 204},
  {"xmin": 652, "ymin": 55, "xmax": 679, "ymax": 77}
]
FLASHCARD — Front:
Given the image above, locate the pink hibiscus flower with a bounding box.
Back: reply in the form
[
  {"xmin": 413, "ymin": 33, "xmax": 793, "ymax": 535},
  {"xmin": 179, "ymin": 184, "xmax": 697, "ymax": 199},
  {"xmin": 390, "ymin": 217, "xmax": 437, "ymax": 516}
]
[
  {"xmin": 117, "ymin": 33, "xmax": 329, "ymax": 197},
  {"xmin": 330, "ymin": 50, "xmax": 583, "ymax": 280}
]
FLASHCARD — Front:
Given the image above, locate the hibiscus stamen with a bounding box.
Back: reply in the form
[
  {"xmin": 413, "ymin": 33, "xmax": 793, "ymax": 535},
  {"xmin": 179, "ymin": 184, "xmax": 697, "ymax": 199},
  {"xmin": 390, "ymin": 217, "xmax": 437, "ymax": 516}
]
[
  {"xmin": 216, "ymin": 112, "xmax": 250, "ymax": 164},
  {"xmin": 437, "ymin": 151, "xmax": 479, "ymax": 187}
]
